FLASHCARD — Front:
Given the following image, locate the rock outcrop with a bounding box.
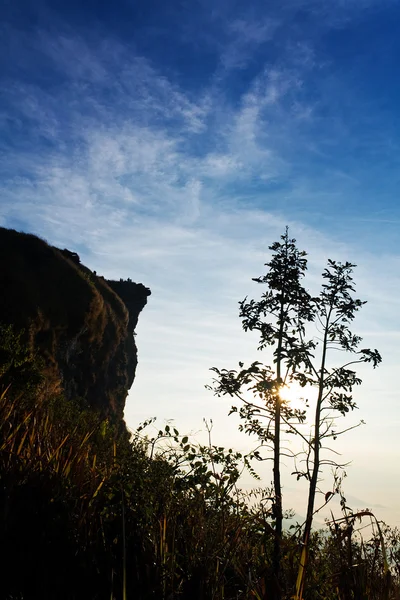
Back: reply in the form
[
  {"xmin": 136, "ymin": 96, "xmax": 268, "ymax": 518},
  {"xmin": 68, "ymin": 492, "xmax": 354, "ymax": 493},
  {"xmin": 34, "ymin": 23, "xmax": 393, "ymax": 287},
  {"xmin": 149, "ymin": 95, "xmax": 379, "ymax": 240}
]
[{"xmin": 0, "ymin": 227, "xmax": 150, "ymax": 419}]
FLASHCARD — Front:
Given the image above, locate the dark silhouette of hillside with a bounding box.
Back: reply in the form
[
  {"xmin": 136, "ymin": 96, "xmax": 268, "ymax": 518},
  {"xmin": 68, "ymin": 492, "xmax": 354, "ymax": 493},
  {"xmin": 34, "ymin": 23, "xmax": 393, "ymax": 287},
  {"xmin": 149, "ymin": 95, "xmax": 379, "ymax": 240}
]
[{"xmin": 0, "ymin": 227, "xmax": 150, "ymax": 419}]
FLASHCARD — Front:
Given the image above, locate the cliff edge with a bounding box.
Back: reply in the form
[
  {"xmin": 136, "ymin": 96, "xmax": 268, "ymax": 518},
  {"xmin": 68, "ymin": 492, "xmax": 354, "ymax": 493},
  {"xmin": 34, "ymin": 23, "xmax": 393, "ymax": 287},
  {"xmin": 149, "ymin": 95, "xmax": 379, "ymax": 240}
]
[{"xmin": 0, "ymin": 227, "xmax": 150, "ymax": 419}]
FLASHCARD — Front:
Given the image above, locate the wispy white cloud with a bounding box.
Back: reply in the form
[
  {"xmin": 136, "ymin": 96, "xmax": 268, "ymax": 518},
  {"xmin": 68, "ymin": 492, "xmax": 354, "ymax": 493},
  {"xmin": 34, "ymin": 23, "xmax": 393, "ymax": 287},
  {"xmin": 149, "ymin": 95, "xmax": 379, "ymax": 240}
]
[
  {"xmin": 1, "ymin": 35, "xmax": 309, "ymax": 231},
  {"xmin": 219, "ymin": 17, "xmax": 279, "ymax": 71}
]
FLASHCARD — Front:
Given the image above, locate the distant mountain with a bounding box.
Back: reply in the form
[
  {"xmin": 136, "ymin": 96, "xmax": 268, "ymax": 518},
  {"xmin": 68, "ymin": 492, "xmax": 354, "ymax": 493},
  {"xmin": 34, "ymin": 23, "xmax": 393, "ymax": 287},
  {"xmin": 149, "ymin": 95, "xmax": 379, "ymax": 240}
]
[{"xmin": 0, "ymin": 227, "xmax": 150, "ymax": 420}]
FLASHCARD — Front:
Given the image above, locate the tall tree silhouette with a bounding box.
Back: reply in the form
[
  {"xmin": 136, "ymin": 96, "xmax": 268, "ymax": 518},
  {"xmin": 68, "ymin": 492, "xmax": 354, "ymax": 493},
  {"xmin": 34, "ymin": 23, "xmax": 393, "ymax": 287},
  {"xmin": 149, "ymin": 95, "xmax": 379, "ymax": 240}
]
[
  {"xmin": 210, "ymin": 229, "xmax": 381, "ymax": 600},
  {"xmin": 212, "ymin": 228, "xmax": 315, "ymax": 599}
]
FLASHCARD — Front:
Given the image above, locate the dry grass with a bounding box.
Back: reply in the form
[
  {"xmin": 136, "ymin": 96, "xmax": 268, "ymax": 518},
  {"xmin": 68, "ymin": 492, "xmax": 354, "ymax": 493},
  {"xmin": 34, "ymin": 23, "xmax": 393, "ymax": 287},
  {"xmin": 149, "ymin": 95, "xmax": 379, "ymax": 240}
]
[{"xmin": 1, "ymin": 382, "xmax": 400, "ymax": 599}]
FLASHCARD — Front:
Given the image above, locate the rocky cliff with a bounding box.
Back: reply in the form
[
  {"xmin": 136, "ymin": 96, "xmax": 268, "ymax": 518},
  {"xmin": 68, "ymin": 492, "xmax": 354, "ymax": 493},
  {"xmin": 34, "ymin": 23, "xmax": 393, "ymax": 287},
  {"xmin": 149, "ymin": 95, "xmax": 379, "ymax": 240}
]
[{"xmin": 0, "ymin": 227, "xmax": 150, "ymax": 419}]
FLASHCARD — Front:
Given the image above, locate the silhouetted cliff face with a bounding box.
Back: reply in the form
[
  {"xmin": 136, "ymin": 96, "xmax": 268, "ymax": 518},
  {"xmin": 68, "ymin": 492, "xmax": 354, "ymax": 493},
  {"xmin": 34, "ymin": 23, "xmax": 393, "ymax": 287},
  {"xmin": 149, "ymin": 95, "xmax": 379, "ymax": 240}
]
[{"xmin": 0, "ymin": 227, "xmax": 150, "ymax": 419}]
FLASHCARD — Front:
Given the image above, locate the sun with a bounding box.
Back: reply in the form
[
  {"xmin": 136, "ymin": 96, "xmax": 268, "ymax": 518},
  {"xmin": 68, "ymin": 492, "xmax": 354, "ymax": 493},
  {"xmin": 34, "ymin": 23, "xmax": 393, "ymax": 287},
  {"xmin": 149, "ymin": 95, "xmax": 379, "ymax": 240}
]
[{"xmin": 280, "ymin": 382, "xmax": 309, "ymax": 411}]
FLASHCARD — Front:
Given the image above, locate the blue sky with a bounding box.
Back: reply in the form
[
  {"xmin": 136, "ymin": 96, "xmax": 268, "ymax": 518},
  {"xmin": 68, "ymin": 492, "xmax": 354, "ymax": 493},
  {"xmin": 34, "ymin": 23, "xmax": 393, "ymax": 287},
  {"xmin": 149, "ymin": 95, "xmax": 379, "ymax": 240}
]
[{"xmin": 2, "ymin": 0, "xmax": 400, "ymax": 527}]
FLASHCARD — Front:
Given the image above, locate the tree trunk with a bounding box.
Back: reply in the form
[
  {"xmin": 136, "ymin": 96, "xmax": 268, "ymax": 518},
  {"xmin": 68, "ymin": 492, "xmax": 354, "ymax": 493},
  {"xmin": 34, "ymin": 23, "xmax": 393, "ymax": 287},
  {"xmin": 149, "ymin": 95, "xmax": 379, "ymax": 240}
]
[{"xmin": 295, "ymin": 315, "xmax": 330, "ymax": 600}]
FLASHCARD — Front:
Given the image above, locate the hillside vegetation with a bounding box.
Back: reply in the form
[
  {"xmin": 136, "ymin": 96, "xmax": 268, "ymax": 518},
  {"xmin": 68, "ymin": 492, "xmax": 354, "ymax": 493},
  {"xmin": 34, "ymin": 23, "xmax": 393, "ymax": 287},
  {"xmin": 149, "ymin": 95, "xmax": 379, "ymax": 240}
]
[{"xmin": 1, "ymin": 356, "xmax": 399, "ymax": 600}]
